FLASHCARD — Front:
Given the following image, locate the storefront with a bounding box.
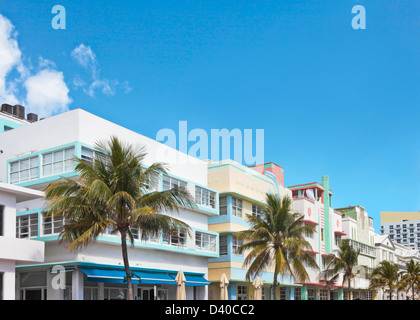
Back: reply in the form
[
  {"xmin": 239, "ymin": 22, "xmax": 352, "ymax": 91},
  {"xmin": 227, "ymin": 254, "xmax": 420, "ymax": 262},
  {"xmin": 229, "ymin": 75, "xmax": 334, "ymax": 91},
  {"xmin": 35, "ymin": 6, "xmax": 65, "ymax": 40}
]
[{"xmin": 16, "ymin": 263, "xmax": 210, "ymax": 300}]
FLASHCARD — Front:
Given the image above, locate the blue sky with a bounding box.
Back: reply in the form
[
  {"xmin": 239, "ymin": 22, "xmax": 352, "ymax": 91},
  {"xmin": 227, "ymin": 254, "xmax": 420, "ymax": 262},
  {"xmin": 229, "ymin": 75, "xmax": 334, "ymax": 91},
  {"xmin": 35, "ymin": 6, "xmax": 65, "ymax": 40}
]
[{"xmin": 1, "ymin": 0, "xmax": 420, "ymax": 232}]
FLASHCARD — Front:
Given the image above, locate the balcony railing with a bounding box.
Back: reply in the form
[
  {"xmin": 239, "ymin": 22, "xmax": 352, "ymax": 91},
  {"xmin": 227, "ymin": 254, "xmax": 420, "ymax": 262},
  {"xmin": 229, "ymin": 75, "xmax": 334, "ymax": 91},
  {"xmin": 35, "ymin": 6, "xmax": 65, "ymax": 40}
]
[{"xmin": 349, "ymin": 239, "xmax": 376, "ymax": 257}]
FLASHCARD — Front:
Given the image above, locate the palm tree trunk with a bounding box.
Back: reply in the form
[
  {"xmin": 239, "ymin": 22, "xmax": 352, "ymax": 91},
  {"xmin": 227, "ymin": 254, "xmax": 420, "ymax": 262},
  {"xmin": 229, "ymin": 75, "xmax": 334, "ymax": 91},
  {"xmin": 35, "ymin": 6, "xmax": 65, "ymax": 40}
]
[
  {"xmin": 120, "ymin": 230, "xmax": 134, "ymax": 300},
  {"xmin": 347, "ymin": 277, "xmax": 351, "ymax": 300},
  {"xmin": 273, "ymin": 266, "xmax": 278, "ymax": 300},
  {"xmin": 413, "ymin": 285, "xmax": 415, "ymax": 301}
]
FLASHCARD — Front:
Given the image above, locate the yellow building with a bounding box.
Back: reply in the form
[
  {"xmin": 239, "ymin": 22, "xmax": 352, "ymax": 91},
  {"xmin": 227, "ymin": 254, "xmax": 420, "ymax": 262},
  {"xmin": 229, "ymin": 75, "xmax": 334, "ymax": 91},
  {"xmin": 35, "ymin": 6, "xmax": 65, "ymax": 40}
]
[{"xmin": 206, "ymin": 160, "xmax": 298, "ymax": 300}]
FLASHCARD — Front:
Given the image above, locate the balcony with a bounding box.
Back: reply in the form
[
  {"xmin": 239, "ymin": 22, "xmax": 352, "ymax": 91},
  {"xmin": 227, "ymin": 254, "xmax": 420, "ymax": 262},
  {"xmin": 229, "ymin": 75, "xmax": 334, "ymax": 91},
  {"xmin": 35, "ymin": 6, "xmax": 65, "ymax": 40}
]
[{"xmin": 349, "ymin": 239, "xmax": 376, "ymax": 257}]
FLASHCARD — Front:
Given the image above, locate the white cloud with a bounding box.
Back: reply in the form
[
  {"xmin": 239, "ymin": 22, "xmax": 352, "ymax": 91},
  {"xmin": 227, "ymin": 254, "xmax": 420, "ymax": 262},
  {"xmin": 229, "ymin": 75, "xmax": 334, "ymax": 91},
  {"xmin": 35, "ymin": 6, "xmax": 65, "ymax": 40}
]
[
  {"xmin": 25, "ymin": 69, "xmax": 72, "ymax": 118},
  {"xmin": 71, "ymin": 44, "xmax": 96, "ymax": 70},
  {"xmin": 71, "ymin": 43, "xmax": 130, "ymax": 98},
  {"xmin": 0, "ymin": 14, "xmax": 71, "ymax": 118},
  {"xmin": 0, "ymin": 14, "xmax": 23, "ymax": 105}
]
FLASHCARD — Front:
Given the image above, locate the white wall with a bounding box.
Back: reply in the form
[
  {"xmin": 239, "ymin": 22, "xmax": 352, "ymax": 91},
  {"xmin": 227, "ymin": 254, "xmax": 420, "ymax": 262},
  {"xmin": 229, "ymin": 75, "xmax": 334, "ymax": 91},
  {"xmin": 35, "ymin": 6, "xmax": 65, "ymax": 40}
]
[
  {"xmin": 0, "ymin": 109, "xmax": 208, "ymax": 186},
  {"xmin": 0, "ymin": 260, "xmax": 15, "ymax": 300}
]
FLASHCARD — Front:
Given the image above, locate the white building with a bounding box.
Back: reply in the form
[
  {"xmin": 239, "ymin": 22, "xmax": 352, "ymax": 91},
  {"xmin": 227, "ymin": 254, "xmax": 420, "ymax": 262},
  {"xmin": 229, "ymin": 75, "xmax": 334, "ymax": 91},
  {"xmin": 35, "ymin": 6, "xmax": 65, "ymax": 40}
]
[
  {"xmin": 288, "ymin": 176, "xmax": 347, "ymax": 300},
  {"xmin": 0, "ymin": 182, "xmax": 45, "ymax": 300},
  {"xmin": 374, "ymin": 234, "xmax": 420, "ymax": 300},
  {"xmin": 0, "ymin": 107, "xmax": 219, "ymax": 300},
  {"xmin": 336, "ymin": 205, "xmax": 376, "ymax": 300}
]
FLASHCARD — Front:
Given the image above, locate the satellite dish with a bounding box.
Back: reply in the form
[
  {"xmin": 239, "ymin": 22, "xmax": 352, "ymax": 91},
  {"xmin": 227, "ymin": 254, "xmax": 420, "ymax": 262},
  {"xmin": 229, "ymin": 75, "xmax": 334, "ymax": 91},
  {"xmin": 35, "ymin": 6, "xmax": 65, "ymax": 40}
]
[{"xmin": 306, "ymin": 189, "xmax": 315, "ymax": 201}]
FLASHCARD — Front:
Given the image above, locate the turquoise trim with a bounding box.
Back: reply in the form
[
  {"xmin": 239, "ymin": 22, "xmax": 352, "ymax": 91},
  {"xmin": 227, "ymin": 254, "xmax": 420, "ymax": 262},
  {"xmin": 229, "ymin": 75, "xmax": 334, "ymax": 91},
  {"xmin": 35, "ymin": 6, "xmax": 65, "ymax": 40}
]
[
  {"xmin": 15, "ymin": 260, "xmax": 207, "ymax": 276},
  {"xmin": 16, "ymin": 172, "xmax": 78, "ymax": 188},
  {"xmin": 8, "ymin": 141, "xmax": 218, "ymax": 216},
  {"xmin": 229, "ymin": 268, "xmax": 295, "ymax": 285},
  {"xmin": 209, "ymin": 233, "xmax": 244, "ymax": 263},
  {"xmin": 0, "ymin": 116, "xmax": 24, "ymax": 133},
  {"xmin": 264, "ymin": 171, "xmax": 280, "ymax": 195},
  {"xmin": 15, "ymin": 210, "xmax": 219, "ymax": 258},
  {"xmin": 7, "ymin": 141, "xmax": 80, "ymax": 185},
  {"xmin": 228, "ymin": 282, "xmax": 237, "ymax": 300},
  {"xmin": 208, "ymin": 194, "xmax": 251, "ymax": 227}
]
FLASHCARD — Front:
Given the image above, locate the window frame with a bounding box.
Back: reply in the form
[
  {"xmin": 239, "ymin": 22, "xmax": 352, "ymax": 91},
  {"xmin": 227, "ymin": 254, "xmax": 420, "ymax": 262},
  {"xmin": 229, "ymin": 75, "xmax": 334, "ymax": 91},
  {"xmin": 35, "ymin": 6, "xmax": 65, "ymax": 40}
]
[
  {"xmin": 16, "ymin": 213, "xmax": 39, "ymax": 239},
  {"xmin": 9, "ymin": 156, "xmax": 39, "ymax": 184},
  {"xmin": 42, "ymin": 147, "xmax": 75, "ymax": 178}
]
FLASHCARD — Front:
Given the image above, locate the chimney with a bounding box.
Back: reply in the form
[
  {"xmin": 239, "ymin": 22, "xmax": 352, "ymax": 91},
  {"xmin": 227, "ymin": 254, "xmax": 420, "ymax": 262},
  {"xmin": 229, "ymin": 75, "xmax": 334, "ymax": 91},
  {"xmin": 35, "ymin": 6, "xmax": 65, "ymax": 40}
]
[
  {"xmin": 13, "ymin": 104, "xmax": 25, "ymax": 119},
  {"xmin": 1, "ymin": 103, "xmax": 13, "ymax": 114},
  {"xmin": 27, "ymin": 113, "xmax": 38, "ymax": 123}
]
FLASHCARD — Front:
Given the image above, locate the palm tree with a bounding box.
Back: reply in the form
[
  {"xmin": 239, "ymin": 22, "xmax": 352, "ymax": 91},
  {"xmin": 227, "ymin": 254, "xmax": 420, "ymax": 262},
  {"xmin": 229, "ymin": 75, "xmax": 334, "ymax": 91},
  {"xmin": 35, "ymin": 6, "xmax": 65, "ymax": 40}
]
[
  {"xmin": 369, "ymin": 260, "xmax": 400, "ymax": 300},
  {"xmin": 236, "ymin": 193, "xmax": 318, "ymax": 300},
  {"xmin": 44, "ymin": 136, "xmax": 196, "ymax": 300},
  {"xmin": 401, "ymin": 259, "xmax": 420, "ymax": 300},
  {"xmin": 322, "ymin": 239, "xmax": 360, "ymax": 300}
]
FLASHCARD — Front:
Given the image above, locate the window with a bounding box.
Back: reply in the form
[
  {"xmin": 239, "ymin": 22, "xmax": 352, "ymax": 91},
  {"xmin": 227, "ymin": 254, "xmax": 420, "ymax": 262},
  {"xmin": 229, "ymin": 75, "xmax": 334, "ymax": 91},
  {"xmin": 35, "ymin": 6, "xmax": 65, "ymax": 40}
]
[
  {"xmin": 252, "ymin": 204, "xmax": 263, "ymax": 218},
  {"xmin": 308, "ymin": 289, "xmax": 316, "ymax": 300},
  {"xmin": 163, "ymin": 229, "xmax": 187, "ymax": 247},
  {"xmin": 231, "ymin": 197, "xmax": 242, "ymax": 218},
  {"xmin": 219, "ymin": 235, "xmax": 228, "ymax": 256},
  {"xmin": 219, "ymin": 197, "xmax": 227, "ymax": 216},
  {"xmin": 42, "ymin": 147, "xmax": 75, "ymax": 177},
  {"xmin": 319, "ymin": 289, "xmax": 329, "ymax": 300},
  {"xmin": 195, "ymin": 186, "xmax": 216, "ymax": 209},
  {"xmin": 10, "ymin": 156, "xmax": 39, "ymax": 184},
  {"xmin": 104, "ymin": 288, "xmax": 127, "ymax": 300},
  {"xmin": 157, "ymin": 289, "xmax": 168, "ymax": 300},
  {"xmin": 16, "ymin": 214, "xmax": 39, "ymax": 238},
  {"xmin": 81, "ymin": 147, "xmax": 94, "ymax": 162},
  {"xmin": 335, "ymin": 234, "xmax": 341, "ymax": 246},
  {"xmin": 131, "ymin": 229, "xmax": 160, "ymax": 243},
  {"xmin": 321, "ymin": 228, "xmax": 324, "ymax": 241},
  {"xmin": 237, "ymin": 286, "xmax": 247, "ymax": 300},
  {"xmin": 42, "ymin": 213, "xmax": 64, "ymax": 235},
  {"xmin": 232, "ymin": 236, "xmax": 243, "ymax": 255},
  {"xmin": 83, "ymin": 287, "xmax": 98, "ymax": 300},
  {"xmin": 162, "ymin": 175, "xmax": 186, "ymax": 191},
  {"xmin": 195, "ymin": 232, "xmax": 217, "ymax": 252},
  {"xmin": 294, "ymin": 288, "xmax": 301, "ymax": 300},
  {"xmin": 280, "ymin": 287, "xmax": 287, "ymax": 300}
]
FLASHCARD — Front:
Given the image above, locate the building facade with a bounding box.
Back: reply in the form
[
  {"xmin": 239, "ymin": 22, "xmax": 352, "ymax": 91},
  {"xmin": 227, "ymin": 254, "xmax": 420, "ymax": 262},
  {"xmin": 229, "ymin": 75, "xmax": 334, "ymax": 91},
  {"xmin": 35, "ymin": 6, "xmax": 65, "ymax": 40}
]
[
  {"xmin": 374, "ymin": 233, "xmax": 420, "ymax": 300},
  {"xmin": 206, "ymin": 160, "xmax": 297, "ymax": 300},
  {"xmin": 0, "ymin": 107, "xmax": 219, "ymax": 300},
  {"xmin": 380, "ymin": 211, "xmax": 420, "ymax": 251},
  {"xmin": 0, "ymin": 182, "xmax": 45, "ymax": 300},
  {"xmin": 335, "ymin": 205, "xmax": 376, "ymax": 300},
  {"xmin": 288, "ymin": 176, "xmax": 347, "ymax": 300}
]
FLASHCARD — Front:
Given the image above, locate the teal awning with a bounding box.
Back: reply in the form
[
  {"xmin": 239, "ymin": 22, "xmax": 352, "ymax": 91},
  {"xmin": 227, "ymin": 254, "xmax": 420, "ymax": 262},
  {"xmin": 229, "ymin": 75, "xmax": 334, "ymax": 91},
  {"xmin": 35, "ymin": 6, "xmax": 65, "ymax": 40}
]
[
  {"xmin": 79, "ymin": 267, "xmax": 141, "ymax": 284},
  {"xmin": 184, "ymin": 274, "xmax": 211, "ymax": 286},
  {"xmin": 133, "ymin": 271, "xmax": 176, "ymax": 285},
  {"xmin": 78, "ymin": 267, "xmax": 210, "ymax": 286}
]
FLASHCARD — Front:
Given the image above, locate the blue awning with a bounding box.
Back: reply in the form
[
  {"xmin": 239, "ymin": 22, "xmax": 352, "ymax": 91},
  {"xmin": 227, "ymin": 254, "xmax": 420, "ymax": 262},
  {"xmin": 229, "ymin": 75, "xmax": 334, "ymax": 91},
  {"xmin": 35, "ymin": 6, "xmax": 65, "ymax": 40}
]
[
  {"xmin": 184, "ymin": 274, "xmax": 211, "ymax": 286},
  {"xmin": 132, "ymin": 271, "xmax": 176, "ymax": 285},
  {"xmin": 79, "ymin": 267, "xmax": 141, "ymax": 284},
  {"xmin": 78, "ymin": 267, "xmax": 210, "ymax": 286}
]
